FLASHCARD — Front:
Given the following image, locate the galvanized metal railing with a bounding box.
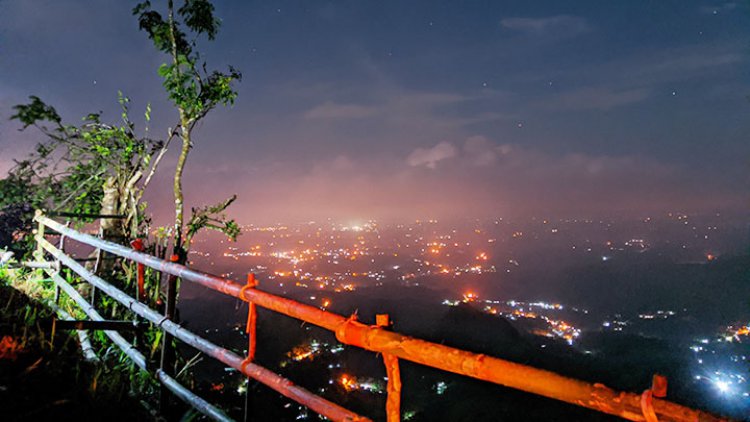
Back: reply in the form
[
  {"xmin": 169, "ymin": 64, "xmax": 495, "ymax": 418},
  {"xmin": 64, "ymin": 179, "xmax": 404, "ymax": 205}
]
[
  {"xmin": 31, "ymin": 212, "xmax": 728, "ymax": 422},
  {"xmin": 33, "ymin": 222, "xmax": 367, "ymax": 421},
  {"xmin": 44, "ymin": 268, "xmax": 232, "ymax": 421}
]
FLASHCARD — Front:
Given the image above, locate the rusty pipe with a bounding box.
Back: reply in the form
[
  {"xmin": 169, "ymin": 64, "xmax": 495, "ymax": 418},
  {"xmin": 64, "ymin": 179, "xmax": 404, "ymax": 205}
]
[{"xmin": 35, "ymin": 214, "xmax": 727, "ymax": 422}]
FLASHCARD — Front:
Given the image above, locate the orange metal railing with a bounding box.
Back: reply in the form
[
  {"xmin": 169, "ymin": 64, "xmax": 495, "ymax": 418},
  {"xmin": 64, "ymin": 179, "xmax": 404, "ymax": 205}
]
[{"xmin": 34, "ymin": 213, "xmax": 729, "ymax": 422}]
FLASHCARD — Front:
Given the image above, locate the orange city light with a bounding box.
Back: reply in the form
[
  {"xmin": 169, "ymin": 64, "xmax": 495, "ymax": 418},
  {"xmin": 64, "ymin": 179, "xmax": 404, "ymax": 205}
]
[{"xmin": 340, "ymin": 374, "xmax": 358, "ymax": 391}]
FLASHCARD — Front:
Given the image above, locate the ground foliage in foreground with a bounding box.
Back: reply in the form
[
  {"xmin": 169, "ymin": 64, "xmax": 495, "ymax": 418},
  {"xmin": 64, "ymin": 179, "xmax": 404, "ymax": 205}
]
[{"xmin": 0, "ymin": 271, "xmax": 153, "ymax": 421}]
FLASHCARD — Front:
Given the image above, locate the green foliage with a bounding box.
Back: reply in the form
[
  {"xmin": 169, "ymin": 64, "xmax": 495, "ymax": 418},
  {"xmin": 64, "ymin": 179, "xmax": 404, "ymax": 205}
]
[
  {"xmin": 155, "ymin": 56, "xmax": 241, "ymax": 123},
  {"xmin": 0, "ymin": 2, "xmax": 240, "ymax": 414},
  {"xmin": 0, "ymin": 269, "xmax": 154, "ymax": 417},
  {"xmin": 184, "ymin": 194, "xmax": 240, "ymax": 246},
  {"xmin": 134, "ymin": 0, "xmax": 241, "ymax": 256},
  {"xmin": 134, "ymin": 0, "xmax": 220, "ymax": 51},
  {"xmin": 134, "ymin": 0, "xmax": 241, "ymax": 124},
  {"xmin": 133, "ymin": 1, "xmax": 190, "ymax": 54},
  {"xmin": 10, "ymin": 95, "xmax": 61, "ymax": 128},
  {"xmin": 178, "ymin": 0, "xmax": 220, "ymax": 39},
  {"xmin": 1, "ymin": 95, "xmax": 167, "ymax": 257}
]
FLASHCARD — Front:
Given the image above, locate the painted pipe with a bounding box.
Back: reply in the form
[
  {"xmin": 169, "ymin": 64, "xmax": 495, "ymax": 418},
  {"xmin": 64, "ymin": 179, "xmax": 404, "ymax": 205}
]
[
  {"xmin": 38, "ymin": 236, "xmax": 369, "ymax": 422},
  {"xmin": 18, "ymin": 261, "xmax": 59, "ymax": 270},
  {"xmin": 36, "ymin": 214, "xmax": 727, "ymax": 422}
]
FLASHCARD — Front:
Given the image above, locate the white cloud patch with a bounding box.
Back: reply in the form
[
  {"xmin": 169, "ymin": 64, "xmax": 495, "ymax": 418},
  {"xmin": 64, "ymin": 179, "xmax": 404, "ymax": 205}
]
[
  {"xmin": 463, "ymin": 135, "xmax": 512, "ymax": 166},
  {"xmin": 407, "ymin": 141, "xmax": 457, "ymax": 169}
]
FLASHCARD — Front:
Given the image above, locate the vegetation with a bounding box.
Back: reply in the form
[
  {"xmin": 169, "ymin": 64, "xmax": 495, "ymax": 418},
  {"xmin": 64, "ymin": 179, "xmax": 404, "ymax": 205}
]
[
  {"xmin": 133, "ymin": 0, "xmax": 241, "ymax": 261},
  {"xmin": 0, "ymin": 0, "xmax": 243, "ymax": 418},
  {"xmin": 1, "ymin": 94, "xmax": 165, "ymax": 259},
  {"xmin": 0, "ymin": 268, "xmax": 152, "ymax": 421},
  {"xmin": 1, "ymin": 0, "xmax": 242, "ymax": 261}
]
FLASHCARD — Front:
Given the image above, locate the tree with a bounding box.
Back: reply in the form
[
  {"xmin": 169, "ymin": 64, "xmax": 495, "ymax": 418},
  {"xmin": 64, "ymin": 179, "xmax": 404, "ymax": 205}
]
[
  {"xmin": 1, "ymin": 94, "xmax": 169, "ymax": 258},
  {"xmin": 0, "ymin": 96, "xmax": 179, "ymax": 407},
  {"xmin": 0, "ymin": 2, "xmax": 243, "ymax": 412},
  {"xmin": 133, "ymin": 0, "xmax": 241, "ymax": 261}
]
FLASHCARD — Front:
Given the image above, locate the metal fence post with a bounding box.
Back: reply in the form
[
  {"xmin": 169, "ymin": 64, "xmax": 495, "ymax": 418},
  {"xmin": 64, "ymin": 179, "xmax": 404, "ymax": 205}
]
[
  {"xmin": 53, "ymin": 222, "xmax": 69, "ymax": 305},
  {"xmin": 377, "ymin": 314, "xmax": 401, "ymax": 422},
  {"xmin": 34, "ymin": 210, "xmax": 46, "ymax": 261},
  {"xmin": 90, "ymin": 226, "xmax": 105, "ymax": 307},
  {"xmin": 130, "ymin": 239, "xmax": 146, "ymax": 302},
  {"xmin": 159, "ymin": 254, "xmax": 180, "ymax": 415},
  {"xmin": 243, "ymin": 273, "xmax": 258, "ymax": 422},
  {"xmin": 244, "ymin": 273, "xmax": 258, "ymax": 361}
]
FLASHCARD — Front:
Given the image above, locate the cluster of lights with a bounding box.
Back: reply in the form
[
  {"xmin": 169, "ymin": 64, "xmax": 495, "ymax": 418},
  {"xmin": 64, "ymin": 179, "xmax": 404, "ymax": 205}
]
[
  {"xmin": 201, "ymin": 218, "xmax": 625, "ymax": 297},
  {"xmin": 451, "ymin": 295, "xmax": 581, "ymax": 345},
  {"xmin": 723, "ymin": 324, "xmax": 749, "ymax": 343},
  {"xmin": 695, "ymin": 371, "xmax": 748, "ymax": 397},
  {"xmin": 689, "ymin": 333, "xmax": 750, "ymax": 403},
  {"xmin": 337, "ymin": 374, "xmax": 384, "ymax": 393},
  {"xmin": 288, "ymin": 340, "xmax": 322, "ymax": 362},
  {"xmin": 638, "ymin": 310, "xmax": 676, "ymax": 320},
  {"xmin": 282, "ymin": 339, "xmax": 346, "ymax": 370}
]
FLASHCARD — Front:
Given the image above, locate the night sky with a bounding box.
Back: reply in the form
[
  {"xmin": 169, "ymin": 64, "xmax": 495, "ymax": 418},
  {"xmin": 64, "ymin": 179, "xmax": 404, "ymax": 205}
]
[{"xmin": 1, "ymin": 1, "xmax": 748, "ymax": 223}]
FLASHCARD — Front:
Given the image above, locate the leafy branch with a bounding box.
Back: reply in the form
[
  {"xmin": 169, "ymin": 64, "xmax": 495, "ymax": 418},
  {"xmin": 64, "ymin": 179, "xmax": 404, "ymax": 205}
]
[{"xmin": 184, "ymin": 194, "xmax": 239, "ymax": 248}]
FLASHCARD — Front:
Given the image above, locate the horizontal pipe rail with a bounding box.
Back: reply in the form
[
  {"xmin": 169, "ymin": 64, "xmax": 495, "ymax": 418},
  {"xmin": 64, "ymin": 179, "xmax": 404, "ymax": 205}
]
[
  {"xmin": 18, "ymin": 261, "xmax": 59, "ymax": 270},
  {"xmin": 53, "ymin": 319, "xmax": 144, "ymax": 331},
  {"xmin": 36, "ymin": 214, "xmax": 728, "ymax": 422},
  {"xmin": 37, "ymin": 236, "xmax": 368, "ymax": 422},
  {"xmin": 43, "ymin": 269, "xmax": 232, "ymax": 422}
]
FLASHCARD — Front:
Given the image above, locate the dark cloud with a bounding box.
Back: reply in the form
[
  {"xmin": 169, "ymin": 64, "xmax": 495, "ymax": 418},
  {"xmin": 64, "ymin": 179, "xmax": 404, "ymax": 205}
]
[
  {"xmin": 500, "ymin": 15, "xmax": 590, "ymax": 36},
  {"xmin": 700, "ymin": 2, "xmax": 737, "ymax": 14},
  {"xmin": 1, "ymin": 1, "xmax": 748, "ymax": 223},
  {"xmin": 539, "ymin": 87, "xmax": 650, "ymax": 111}
]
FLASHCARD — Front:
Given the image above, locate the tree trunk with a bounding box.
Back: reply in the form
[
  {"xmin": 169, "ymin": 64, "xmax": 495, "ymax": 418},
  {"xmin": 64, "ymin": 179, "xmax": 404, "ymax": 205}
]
[
  {"xmin": 173, "ymin": 121, "xmax": 190, "ymax": 260},
  {"xmin": 94, "ymin": 176, "xmax": 121, "ymax": 275},
  {"xmin": 100, "ymin": 176, "xmax": 121, "ymax": 238},
  {"xmin": 119, "ymin": 171, "xmax": 142, "ymax": 240},
  {"xmin": 167, "ymin": 0, "xmax": 189, "ymax": 263}
]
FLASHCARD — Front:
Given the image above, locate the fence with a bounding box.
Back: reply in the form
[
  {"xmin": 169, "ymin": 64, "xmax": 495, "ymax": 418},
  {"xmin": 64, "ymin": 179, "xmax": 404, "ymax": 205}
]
[{"xmin": 28, "ymin": 211, "xmax": 727, "ymax": 422}]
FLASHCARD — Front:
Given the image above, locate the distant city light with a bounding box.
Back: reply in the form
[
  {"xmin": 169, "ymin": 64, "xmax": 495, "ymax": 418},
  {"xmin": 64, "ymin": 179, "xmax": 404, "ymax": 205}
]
[
  {"xmin": 715, "ymin": 380, "xmax": 730, "ymax": 394},
  {"xmin": 187, "ymin": 215, "xmax": 749, "ymax": 417}
]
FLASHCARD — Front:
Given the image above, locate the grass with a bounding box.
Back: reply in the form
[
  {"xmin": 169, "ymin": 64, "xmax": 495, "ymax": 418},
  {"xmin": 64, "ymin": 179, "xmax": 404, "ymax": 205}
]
[{"xmin": 0, "ymin": 268, "xmax": 155, "ymax": 421}]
